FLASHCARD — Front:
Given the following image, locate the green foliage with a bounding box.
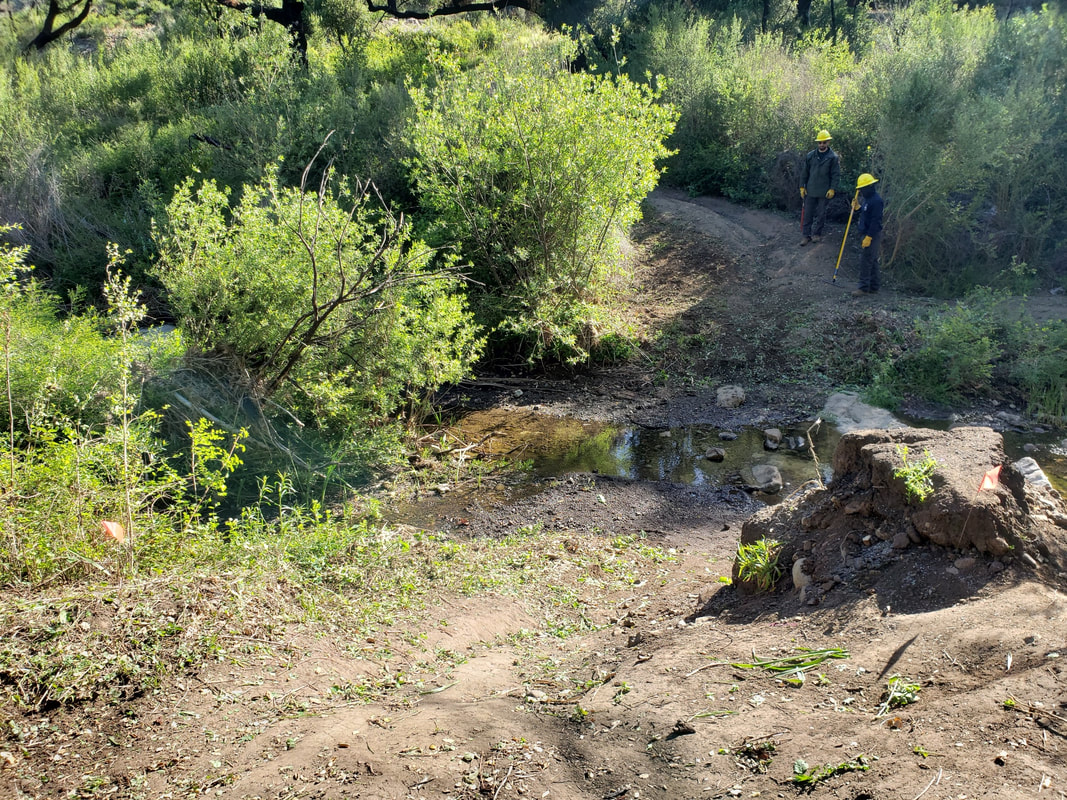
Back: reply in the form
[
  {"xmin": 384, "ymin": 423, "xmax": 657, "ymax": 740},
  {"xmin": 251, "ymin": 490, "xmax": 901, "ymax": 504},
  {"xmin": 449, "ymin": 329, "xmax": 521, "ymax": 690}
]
[
  {"xmin": 1012, "ymin": 320, "xmax": 1067, "ymax": 423},
  {"xmin": 635, "ymin": 9, "xmax": 853, "ymax": 203},
  {"xmin": 0, "ymin": 234, "xmax": 127, "ymax": 434},
  {"xmin": 864, "ymin": 285, "xmax": 1062, "ymax": 417},
  {"xmin": 407, "ymin": 48, "xmax": 676, "ymax": 363},
  {"xmin": 0, "ymin": 235, "xmax": 251, "ymax": 587},
  {"xmin": 735, "ymin": 538, "xmax": 781, "ymax": 592},
  {"xmin": 877, "ymin": 292, "xmax": 1002, "ymax": 404},
  {"xmin": 893, "ymin": 445, "xmax": 938, "ymax": 504},
  {"xmin": 154, "ymin": 163, "xmax": 483, "ymax": 438},
  {"xmin": 877, "ymin": 674, "xmax": 922, "ymax": 716}
]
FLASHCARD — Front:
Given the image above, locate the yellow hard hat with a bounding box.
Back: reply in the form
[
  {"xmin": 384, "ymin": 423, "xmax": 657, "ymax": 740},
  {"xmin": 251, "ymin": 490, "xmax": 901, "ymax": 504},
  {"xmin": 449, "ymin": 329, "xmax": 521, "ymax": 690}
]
[
  {"xmin": 815, "ymin": 130, "xmax": 832, "ymax": 142},
  {"xmin": 856, "ymin": 173, "xmax": 878, "ymax": 188}
]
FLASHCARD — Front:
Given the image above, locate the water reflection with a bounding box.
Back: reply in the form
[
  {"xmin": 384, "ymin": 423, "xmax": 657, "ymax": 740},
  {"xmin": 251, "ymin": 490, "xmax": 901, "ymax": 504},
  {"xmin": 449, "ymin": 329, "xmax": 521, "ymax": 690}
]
[{"xmin": 454, "ymin": 409, "xmax": 1065, "ymax": 496}]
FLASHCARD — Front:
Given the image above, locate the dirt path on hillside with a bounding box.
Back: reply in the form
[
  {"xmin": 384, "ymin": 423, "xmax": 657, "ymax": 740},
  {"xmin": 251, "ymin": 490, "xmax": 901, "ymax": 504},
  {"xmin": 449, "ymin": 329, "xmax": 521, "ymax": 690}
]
[{"xmin": 4, "ymin": 193, "xmax": 1066, "ymax": 800}]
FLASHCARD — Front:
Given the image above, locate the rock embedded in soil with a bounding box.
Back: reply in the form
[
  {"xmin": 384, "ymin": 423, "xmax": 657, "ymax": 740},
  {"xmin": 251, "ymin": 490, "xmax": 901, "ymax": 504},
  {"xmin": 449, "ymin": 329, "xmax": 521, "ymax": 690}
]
[{"xmin": 716, "ymin": 385, "xmax": 746, "ymax": 408}]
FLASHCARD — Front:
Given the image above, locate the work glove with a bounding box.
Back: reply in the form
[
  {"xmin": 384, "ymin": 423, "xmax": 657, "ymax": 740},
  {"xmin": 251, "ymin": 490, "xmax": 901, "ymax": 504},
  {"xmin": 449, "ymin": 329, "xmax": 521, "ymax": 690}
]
[
  {"xmin": 799, "ymin": 187, "xmax": 807, "ymax": 198},
  {"xmin": 862, "ymin": 236, "xmax": 872, "ymax": 248},
  {"xmin": 825, "ymin": 189, "xmax": 835, "ymax": 199},
  {"xmin": 851, "ymin": 197, "xmax": 861, "ymax": 212}
]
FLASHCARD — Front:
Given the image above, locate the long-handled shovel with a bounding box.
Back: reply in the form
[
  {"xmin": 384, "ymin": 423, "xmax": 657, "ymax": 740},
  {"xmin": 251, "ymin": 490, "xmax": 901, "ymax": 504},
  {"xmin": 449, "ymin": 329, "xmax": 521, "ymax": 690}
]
[{"xmin": 830, "ymin": 189, "xmax": 860, "ymax": 285}]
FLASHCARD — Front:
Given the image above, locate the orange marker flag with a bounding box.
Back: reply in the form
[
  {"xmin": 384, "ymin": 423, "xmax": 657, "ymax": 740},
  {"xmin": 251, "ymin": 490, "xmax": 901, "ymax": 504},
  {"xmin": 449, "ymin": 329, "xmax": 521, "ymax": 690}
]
[
  {"xmin": 99, "ymin": 520, "xmax": 126, "ymax": 544},
  {"xmin": 978, "ymin": 465, "xmax": 1001, "ymax": 492}
]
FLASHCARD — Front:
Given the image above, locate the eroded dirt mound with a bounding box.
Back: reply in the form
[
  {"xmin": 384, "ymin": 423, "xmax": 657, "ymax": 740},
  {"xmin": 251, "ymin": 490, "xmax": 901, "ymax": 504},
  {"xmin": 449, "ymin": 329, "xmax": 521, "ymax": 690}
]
[{"xmin": 732, "ymin": 426, "xmax": 1067, "ymax": 613}]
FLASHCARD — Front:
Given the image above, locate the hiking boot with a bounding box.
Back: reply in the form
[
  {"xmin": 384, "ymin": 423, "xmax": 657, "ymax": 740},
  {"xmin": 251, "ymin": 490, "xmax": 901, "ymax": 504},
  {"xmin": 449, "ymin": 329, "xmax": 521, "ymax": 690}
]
[
  {"xmin": 851, "ymin": 289, "xmax": 870, "ymax": 297},
  {"xmin": 799, "ymin": 237, "xmax": 811, "ymax": 246},
  {"xmin": 811, "ymin": 234, "xmax": 822, "ymax": 242}
]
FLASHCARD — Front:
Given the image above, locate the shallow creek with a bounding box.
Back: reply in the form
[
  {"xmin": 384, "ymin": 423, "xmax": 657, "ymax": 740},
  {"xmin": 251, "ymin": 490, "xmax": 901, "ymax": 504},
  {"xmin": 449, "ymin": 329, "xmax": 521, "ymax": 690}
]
[{"xmin": 449, "ymin": 408, "xmax": 1067, "ymax": 498}]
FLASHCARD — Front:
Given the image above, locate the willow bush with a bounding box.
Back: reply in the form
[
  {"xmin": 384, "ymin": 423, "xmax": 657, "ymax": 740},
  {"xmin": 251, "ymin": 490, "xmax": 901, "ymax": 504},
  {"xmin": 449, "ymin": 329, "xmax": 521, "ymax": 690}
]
[
  {"xmin": 851, "ymin": 0, "xmax": 1067, "ymax": 293},
  {"xmin": 154, "ymin": 163, "xmax": 483, "ymax": 440},
  {"xmin": 407, "ymin": 47, "xmax": 676, "ymax": 363}
]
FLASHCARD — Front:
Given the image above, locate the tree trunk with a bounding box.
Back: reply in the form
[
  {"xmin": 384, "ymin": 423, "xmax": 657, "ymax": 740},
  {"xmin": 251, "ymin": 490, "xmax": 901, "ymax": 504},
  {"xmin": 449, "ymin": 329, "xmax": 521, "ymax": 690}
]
[{"xmin": 26, "ymin": 0, "xmax": 93, "ymax": 51}]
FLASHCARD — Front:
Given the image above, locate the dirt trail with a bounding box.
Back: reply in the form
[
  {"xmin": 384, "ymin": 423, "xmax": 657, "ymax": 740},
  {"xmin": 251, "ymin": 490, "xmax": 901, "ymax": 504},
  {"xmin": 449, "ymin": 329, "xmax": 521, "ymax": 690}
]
[{"xmin": 5, "ymin": 193, "xmax": 1067, "ymax": 800}]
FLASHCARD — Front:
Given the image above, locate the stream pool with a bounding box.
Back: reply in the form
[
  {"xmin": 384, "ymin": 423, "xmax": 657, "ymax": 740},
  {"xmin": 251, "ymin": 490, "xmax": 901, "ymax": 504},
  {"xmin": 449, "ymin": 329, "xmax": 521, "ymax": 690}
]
[{"xmin": 450, "ymin": 408, "xmax": 1067, "ymax": 499}]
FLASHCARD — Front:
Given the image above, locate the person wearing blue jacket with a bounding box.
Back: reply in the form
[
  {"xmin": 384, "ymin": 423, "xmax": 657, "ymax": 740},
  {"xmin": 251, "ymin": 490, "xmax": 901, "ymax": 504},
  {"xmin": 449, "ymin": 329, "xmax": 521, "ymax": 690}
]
[{"xmin": 851, "ymin": 173, "xmax": 883, "ymax": 296}]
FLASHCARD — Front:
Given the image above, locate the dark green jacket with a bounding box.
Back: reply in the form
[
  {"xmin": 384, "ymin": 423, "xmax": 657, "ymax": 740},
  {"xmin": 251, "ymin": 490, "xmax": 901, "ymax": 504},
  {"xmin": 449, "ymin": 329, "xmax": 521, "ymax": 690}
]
[{"xmin": 800, "ymin": 148, "xmax": 841, "ymax": 196}]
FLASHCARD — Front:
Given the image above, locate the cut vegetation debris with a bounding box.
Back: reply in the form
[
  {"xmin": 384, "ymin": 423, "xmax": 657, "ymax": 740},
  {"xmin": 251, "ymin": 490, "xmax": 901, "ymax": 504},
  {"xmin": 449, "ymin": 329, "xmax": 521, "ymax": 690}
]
[
  {"xmin": 687, "ymin": 647, "xmax": 850, "ymax": 679},
  {"xmin": 793, "ymin": 756, "xmax": 871, "ymax": 786}
]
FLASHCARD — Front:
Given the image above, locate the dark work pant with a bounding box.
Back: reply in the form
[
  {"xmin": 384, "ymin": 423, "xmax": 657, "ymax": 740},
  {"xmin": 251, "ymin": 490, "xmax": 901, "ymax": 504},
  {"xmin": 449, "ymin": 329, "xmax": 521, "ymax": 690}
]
[
  {"xmin": 802, "ymin": 194, "xmax": 828, "ymax": 237},
  {"xmin": 858, "ymin": 231, "xmax": 882, "ymax": 292}
]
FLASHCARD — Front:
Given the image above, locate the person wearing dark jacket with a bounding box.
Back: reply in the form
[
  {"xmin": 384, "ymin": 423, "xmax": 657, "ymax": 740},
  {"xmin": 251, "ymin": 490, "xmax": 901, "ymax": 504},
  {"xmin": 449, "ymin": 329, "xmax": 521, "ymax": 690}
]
[
  {"xmin": 799, "ymin": 129, "xmax": 840, "ymax": 245},
  {"xmin": 852, "ymin": 173, "xmax": 884, "ymax": 296}
]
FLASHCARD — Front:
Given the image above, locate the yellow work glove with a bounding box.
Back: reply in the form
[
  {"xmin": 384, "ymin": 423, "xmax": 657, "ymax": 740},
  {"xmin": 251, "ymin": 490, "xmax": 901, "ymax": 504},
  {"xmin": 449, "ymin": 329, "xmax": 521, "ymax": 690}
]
[
  {"xmin": 799, "ymin": 187, "xmax": 807, "ymax": 198},
  {"xmin": 825, "ymin": 189, "xmax": 835, "ymax": 199},
  {"xmin": 851, "ymin": 197, "xmax": 861, "ymax": 212},
  {"xmin": 862, "ymin": 235, "xmax": 872, "ymax": 248}
]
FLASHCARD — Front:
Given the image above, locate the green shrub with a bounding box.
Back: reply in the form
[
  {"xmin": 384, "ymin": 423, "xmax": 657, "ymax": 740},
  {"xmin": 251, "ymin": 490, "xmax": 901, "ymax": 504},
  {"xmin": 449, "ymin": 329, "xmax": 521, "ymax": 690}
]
[
  {"xmin": 631, "ymin": 7, "xmax": 856, "ymax": 203},
  {"xmin": 0, "ymin": 235, "xmax": 240, "ymax": 587},
  {"xmin": 735, "ymin": 538, "xmax": 782, "ymax": 592},
  {"xmin": 877, "ymin": 294, "xmax": 1001, "ymax": 404},
  {"xmin": 154, "ymin": 163, "xmax": 483, "ymax": 436},
  {"xmin": 407, "ymin": 47, "xmax": 676, "ymax": 363},
  {"xmin": 893, "ymin": 445, "xmax": 938, "ymax": 504},
  {"xmin": 1013, "ymin": 320, "xmax": 1067, "ymax": 422},
  {"xmin": 851, "ymin": 0, "xmax": 1067, "ymax": 293}
]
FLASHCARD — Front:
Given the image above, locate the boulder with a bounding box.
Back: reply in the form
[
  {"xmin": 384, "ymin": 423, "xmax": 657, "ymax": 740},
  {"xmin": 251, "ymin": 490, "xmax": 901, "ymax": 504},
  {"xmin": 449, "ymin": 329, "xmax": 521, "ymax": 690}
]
[
  {"xmin": 705, "ymin": 447, "xmax": 726, "ymax": 462},
  {"xmin": 749, "ymin": 465, "xmax": 783, "ymax": 494},
  {"xmin": 716, "ymin": 385, "xmax": 746, "ymax": 409},
  {"xmin": 821, "ymin": 391, "xmax": 904, "ymax": 434}
]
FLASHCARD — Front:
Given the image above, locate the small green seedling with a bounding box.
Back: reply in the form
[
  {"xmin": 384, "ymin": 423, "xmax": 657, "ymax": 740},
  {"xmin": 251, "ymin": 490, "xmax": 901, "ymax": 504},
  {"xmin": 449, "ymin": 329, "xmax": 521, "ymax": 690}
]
[
  {"xmin": 894, "ymin": 445, "xmax": 938, "ymax": 504},
  {"xmin": 735, "ymin": 538, "xmax": 782, "ymax": 592},
  {"xmin": 877, "ymin": 675, "xmax": 921, "ymax": 717}
]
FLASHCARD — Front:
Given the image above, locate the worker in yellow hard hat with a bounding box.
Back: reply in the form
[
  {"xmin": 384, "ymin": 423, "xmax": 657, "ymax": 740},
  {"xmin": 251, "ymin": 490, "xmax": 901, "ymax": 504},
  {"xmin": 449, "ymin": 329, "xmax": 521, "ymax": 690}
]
[
  {"xmin": 851, "ymin": 173, "xmax": 883, "ymax": 296},
  {"xmin": 799, "ymin": 130, "xmax": 840, "ymax": 246}
]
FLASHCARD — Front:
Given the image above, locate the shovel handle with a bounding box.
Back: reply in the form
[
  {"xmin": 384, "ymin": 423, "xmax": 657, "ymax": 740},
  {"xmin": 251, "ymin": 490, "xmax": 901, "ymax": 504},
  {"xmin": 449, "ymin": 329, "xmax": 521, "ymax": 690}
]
[{"xmin": 832, "ymin": 189, "xmax": 860, "ymax": 283}]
